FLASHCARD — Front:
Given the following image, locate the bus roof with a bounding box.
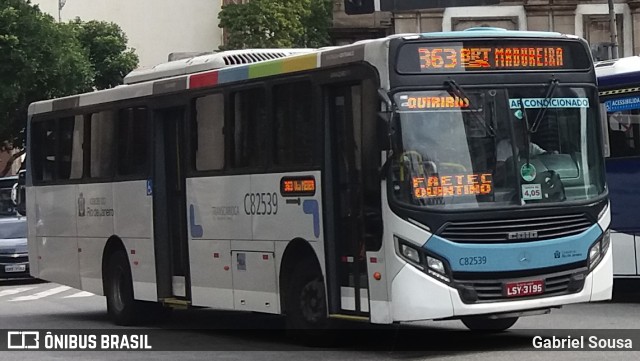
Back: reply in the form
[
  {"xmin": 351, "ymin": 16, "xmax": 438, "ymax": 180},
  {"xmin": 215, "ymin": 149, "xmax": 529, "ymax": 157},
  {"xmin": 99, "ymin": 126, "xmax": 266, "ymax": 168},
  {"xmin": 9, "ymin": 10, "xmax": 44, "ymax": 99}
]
[
  {"xmin": 595, "ymin": 56, "xmax": 640, "ymax": 89},
  {"xmin": 416, "ymin": 27, "xmax": 574, "ymax": 40},
  {"xmin": 28, "ymin": 28, "xmax": 583, "ymax": 117}
]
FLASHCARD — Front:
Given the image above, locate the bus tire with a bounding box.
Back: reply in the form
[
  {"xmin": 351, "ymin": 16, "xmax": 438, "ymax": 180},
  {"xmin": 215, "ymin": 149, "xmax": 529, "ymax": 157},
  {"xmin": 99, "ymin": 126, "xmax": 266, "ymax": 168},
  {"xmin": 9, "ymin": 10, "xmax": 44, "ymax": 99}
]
[
  {"xmin": 461, "ymin": 316, "xmax": 518, "ymax": 332},
  {"xmin": 285, "ymin": 263, "xmax": 329, "ymax": 331},
  {"xmin": 105, "ymin": 250, "xmax": 140, "ymax": 326}
]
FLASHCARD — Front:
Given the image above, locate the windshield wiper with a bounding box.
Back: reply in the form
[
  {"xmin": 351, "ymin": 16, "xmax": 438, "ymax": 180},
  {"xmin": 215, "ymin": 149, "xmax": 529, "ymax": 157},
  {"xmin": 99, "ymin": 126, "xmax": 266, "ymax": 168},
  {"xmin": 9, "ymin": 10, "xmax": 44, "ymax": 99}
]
[
  {"xmin": 518, "ymin": 99, "xmax": 532, "ymax": 166},
  {"xmin": 445, "ymin": 79, "xmax": 495, "ymax": 136},
  {"xmin": 529, "ymin": 79, "xmax": 559, "ymax": 133}
]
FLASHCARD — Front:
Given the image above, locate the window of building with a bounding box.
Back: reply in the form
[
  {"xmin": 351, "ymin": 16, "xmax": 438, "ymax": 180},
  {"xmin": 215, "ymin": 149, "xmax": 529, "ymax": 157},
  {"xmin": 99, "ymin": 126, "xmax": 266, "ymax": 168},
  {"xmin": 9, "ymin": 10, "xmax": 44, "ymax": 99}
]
[
  {"xmin": 273, "ymin": 82, "xmax": 314, "ymax": 166},
  {"xmin": 194, "ymin": 94, "xmax": 225, "ymax": 171},
  {"xmin": 584, "ymin": 14, "xmax": 624, "ymax": 60},
  {"xmin": 117, "ymin": 107, "xmax": 148, "ymax": 176},
  {"xmin": 232, "ymin": 88, "xmax": 265, "ymax": 168}
]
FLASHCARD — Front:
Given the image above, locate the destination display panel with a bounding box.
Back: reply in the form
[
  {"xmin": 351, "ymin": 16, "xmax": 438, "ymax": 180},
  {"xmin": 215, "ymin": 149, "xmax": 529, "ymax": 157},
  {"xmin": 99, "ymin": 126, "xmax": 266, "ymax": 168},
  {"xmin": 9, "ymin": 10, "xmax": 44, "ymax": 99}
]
[{"xmin": 396, "ymin": 40, "xmax": 591, "ymax": 73}]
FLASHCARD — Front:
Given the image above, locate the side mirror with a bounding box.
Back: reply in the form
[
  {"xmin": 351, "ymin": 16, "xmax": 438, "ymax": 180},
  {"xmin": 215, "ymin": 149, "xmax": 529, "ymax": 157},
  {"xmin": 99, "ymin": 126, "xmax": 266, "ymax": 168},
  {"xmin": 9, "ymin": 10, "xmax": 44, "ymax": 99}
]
[{"xmin": 14, "ymin": 170, "xmax": 26, "ymax": 216}]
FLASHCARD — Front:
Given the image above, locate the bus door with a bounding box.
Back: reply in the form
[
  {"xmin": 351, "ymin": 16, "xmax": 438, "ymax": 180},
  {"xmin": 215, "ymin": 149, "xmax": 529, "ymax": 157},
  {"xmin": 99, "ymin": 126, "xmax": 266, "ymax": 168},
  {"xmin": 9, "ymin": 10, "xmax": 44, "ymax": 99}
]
[
  {"xmin": 325, "ymin": 84, "xmax": 370, "ymax": 317},
  {"xmin": 152, "ymin": 106, "xmax": 191, "ymax": 302}
]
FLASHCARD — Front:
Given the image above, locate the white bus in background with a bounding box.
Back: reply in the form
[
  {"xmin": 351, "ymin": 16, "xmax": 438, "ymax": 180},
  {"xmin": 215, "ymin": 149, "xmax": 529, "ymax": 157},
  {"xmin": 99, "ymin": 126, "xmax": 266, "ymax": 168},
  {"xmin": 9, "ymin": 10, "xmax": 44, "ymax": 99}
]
[{"xmin": 24, "ymin": 29, "xmax": 612, "ymax": 332}]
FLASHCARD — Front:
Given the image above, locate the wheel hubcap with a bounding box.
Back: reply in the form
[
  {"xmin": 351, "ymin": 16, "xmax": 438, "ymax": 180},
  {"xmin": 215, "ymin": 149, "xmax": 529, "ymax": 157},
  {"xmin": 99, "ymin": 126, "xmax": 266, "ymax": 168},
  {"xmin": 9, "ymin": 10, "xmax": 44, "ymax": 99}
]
[{"xmin": 300, "ymin": 278, "xmax": 325, "ymax": 323}]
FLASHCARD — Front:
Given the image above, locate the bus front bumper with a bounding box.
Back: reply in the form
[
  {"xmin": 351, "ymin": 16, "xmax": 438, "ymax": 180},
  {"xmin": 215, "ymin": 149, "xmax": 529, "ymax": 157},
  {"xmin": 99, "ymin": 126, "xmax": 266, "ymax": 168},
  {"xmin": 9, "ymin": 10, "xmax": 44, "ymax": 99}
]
[{"xmin": 389, "ymin": 245, "xmax": 612, "ymax": 322}]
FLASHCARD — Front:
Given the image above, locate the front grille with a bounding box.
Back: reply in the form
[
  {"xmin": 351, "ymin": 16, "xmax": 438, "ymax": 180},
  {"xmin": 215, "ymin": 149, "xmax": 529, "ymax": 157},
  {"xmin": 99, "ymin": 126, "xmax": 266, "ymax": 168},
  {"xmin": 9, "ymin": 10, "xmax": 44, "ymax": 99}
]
[
  {"xmin": 455, "ymin": 268, "xmax": 586, "ymax": 303},
  {"xmin": 438, "ymin": 213, "xmax": 593, "ymax": 243},
  {"xmin": 0, "ymin": 254, "xmax": 28, "ymax": 264}
]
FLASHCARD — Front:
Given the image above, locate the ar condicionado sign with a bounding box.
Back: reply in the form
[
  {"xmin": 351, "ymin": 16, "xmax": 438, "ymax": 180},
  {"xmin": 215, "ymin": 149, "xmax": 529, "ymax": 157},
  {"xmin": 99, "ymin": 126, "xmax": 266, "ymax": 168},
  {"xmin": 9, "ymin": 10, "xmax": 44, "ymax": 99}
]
[{"xmin": 413, "ymin": 173, "xmax": 493, "ymax": 198}]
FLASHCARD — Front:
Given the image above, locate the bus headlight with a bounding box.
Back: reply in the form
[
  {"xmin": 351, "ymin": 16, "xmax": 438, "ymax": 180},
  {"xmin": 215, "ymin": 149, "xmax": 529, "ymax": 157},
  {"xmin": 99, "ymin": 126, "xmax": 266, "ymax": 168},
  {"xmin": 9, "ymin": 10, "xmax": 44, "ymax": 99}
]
[
  {"xmin": 400, "ymin": 243, "xmax": 420, "ymax": 264},
  {"xmin": 394, "ymin": 236, "xmax": 451, "ymax": 284},
  {"xmin": 589, "ymin": 230, "xmax": 610, "ymax": 271},
  {"xmin": 427, "ymin": 256, "xmax": 445, "ymax": 274}
]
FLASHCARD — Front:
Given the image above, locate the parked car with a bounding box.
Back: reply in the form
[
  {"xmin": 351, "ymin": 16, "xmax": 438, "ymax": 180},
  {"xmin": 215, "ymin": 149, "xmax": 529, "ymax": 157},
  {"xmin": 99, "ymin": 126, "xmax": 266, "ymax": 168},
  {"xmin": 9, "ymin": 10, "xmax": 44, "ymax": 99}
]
[
  {"xmin": 0, "ymin": 176, "xmax": 29, "ymax": 279},
  {"xmin": 0, "ymin": 214, "xmax": 28, "ymax": 278}
]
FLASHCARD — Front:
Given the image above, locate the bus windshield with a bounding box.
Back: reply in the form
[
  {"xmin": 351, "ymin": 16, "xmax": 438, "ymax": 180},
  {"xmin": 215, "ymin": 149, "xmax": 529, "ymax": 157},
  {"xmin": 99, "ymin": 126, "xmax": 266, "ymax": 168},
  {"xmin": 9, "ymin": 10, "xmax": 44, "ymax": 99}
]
[{"xmin": 390, "ymin": 85, "xmax": 606, "ymax": 210}]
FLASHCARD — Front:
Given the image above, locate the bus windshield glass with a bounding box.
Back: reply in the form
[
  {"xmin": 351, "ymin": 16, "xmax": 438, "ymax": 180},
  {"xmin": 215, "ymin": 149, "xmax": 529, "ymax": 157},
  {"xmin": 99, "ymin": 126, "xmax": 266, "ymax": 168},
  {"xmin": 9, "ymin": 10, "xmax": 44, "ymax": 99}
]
[{"xmin": 390, "ymin": 85, "xmax": 605, "ymax": 210}]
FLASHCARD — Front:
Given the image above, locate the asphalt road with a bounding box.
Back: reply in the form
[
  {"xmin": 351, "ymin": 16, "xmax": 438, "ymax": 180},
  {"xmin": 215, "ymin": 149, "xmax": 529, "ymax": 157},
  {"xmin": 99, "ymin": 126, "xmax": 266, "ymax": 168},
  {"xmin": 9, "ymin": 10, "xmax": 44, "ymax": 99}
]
[{"xmin": 1, "ymin": 278, "xmax": 640, "ymax": 360}]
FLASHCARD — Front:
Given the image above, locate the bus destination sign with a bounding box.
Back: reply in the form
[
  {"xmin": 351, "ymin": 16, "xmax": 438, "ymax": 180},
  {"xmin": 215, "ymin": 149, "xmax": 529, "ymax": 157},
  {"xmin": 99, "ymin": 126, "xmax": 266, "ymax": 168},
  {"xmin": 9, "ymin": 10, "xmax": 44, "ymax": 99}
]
[
  {"xmin": 418, "ymin": 46, "xmax": 564, "ymax": 71},
  {"xmin": 280, "ymin": 176, "xmax": 316, "ymax": 197},
  {"xmin": 396, "ymin": 40, "xmax": 591, "ymax": 73},
  {"xmin": 395, "ymin": 91, "xmax": 482, "ymax": 112}
]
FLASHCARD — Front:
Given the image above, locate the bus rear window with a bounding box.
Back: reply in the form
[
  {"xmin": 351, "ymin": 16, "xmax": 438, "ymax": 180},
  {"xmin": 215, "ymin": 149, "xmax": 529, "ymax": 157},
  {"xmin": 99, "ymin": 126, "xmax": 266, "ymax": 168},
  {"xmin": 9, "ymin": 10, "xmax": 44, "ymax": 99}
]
[{"xmin": 396, "ymin": 39, "xmax": 592, "ymax": 74}]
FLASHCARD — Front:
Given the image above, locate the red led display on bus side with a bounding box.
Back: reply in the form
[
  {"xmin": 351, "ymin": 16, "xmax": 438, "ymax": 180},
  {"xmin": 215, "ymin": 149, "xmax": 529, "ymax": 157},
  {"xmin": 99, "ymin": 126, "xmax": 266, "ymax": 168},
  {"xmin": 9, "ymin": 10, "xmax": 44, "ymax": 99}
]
[{"xmin": 280, "ymin": 176, "xmax": 316, "ymax": 197}]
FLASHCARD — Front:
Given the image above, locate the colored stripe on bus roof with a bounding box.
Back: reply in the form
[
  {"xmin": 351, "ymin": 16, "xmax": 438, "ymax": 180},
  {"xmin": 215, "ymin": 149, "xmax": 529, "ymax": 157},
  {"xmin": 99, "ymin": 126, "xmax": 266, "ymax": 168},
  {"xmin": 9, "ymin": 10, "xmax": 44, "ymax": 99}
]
[
  {"xmin": 283, "ymin": 53, "xmax": 318, "ymax": 73},
  {"xmin": 218, "ymin": 66, "xmax": 249, "ymax": 84},
  {"xmin": 189, "ymin": 53, "xmax": 320, "ymax": 90},
  {"xmin": 153, "ymin": 77, "xmax": 187, "ymax": 94},
  {"xmin": 248, "ymin": 60, "xmax": 282, "ymax": 78},
  {"xmin": 186, "ymin": 46, "xmax": 367, "ymax": 91},
  {"xmin": 190, "ymin": 71, "xmax": 219, "ymax": 89}
]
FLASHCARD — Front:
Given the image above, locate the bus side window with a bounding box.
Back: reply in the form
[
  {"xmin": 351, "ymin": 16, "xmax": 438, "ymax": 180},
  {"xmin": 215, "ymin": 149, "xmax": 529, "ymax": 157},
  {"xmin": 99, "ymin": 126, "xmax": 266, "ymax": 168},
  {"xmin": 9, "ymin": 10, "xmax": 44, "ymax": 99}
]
[
  {"xmin": 607, "ymin": 111, "xmax": 640, "ymax": 158},
  {"xmin": 117, "ymin": 107, "xmax": 148, "ymax": 176},
  {"xmin": 194, "ymin": 94, "xmax": 225, "ymax": 171},
  {"xmin": 59, "ymin": 115, "xmax": 84, "ymax": 180},
  {"xmin": 90, "ymin": 110, "xmax": 116, "ymax": 178},
  {"xmin": 32, "ymin": 120, "xmax": 56, "ymax": 182},
  {"xmin": 231, "ymin": 88, "xmax": 265, "ymax": 168},
  {"xmin": 273, "ymin": 82, "xmax": 314, "ymax": 166}
]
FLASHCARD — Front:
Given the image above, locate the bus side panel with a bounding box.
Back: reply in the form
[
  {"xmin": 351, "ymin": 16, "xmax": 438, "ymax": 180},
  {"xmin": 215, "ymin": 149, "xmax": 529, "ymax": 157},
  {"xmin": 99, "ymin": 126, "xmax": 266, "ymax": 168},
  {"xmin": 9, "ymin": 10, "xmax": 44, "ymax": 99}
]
[
  {"xmin": 189, "ymin": 239, "xmax": 234, "ymax": 309},
  {"xmin": 77, "ymin": 238, "xmax": 107, "ymax": 295},
  {"xmin": 606, "ymin": 157, "xmax": 640, "ymax": 276},
  {"xmin": 76, "ymin": 183, "xmax": 114, "ymax": 295},
  {"xmin": 113, "ymin": 181, "xmax": 156, "ymax": 301},
  {"xmin": 26, "ymin": 187, "xmax": 39, "ymax": 277},
  {"xmin": 252, "ymin": 171, "xmax": 326, "ymax": 312},
  {"xmin": 35, "ymin": 185, "xmax": 80, "ymax": 288},
  {"xmin": 185, "ymin": 175, "xmax": 251, "ymax": 309},
  {"xmin": 611, "ymin": 232, "xmax": 638, "ymax": 275}
]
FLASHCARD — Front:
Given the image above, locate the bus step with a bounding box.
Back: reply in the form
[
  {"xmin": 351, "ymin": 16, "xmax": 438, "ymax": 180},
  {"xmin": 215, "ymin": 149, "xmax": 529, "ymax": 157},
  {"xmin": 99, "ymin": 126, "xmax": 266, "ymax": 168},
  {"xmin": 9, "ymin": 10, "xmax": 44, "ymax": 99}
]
[
  {"xmin": 328, "ymin": 314, "xmax": 369, "ymax": 322},
  {"xmin": 160, "ymin": 298, "xmax": 191, "ymax": 309}
]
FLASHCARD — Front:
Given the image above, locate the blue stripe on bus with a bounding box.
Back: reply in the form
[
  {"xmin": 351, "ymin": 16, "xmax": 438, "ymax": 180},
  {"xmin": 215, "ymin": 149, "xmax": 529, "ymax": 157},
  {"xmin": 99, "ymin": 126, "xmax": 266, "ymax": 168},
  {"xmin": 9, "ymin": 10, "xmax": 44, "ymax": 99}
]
[
  {"xmin": 598, "ymin": 72, "xmax": 640, "ymax": 88},
  {"xmin": 218, "ymin": 66, "xmax": 250, "ymax": 84},
  {"xmin": 423, "ymin": 224, "xmax": 602, "ymax": 272}
]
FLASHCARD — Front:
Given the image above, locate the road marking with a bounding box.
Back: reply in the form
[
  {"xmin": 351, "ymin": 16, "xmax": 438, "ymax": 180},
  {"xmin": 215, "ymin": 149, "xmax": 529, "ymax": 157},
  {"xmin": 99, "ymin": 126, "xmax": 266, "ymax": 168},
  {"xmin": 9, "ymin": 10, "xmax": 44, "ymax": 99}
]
[
  {"xmin": 9, "ymin": 285, "xmax": 71, "ymax": 301},
  {"xmin": 63, "ymin": 291, "xmax": 95, "ymax": 298},
  {"xmin": 0, "ymin": 287, "xmax": 37, "ymax": 298}
]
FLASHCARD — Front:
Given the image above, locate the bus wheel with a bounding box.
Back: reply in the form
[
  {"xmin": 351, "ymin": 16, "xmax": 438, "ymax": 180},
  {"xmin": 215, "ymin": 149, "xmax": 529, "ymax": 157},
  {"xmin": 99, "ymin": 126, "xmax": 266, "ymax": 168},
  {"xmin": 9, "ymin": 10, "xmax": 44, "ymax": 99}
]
[
  {"xmin": 105, "ymin": 250, "xmax": 139, "ymax": 325},
  {"xmin": 461, "ymin": 316, "xmax": 518, "ymax": 332},
  {"xmin": 286, "ymin": 264, "xmax": 328, "ymax": 330}
]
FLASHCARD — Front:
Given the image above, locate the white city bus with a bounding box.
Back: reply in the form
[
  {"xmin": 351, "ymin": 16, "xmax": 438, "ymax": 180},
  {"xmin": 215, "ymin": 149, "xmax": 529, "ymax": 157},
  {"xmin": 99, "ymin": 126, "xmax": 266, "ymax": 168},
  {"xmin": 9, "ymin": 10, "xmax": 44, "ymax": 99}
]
[{"xmin": 25, "ymin": 28, "xmax": 612, "ymax": 331}]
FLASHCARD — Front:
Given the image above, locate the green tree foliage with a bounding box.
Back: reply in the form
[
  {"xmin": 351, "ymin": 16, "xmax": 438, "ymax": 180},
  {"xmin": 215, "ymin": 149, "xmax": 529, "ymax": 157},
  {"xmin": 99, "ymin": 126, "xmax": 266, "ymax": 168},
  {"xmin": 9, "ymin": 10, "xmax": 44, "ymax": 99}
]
[
  {"xmin": 0, "ymin": 0, "xmax": 92, "ymax": 146},
  {"xmin": 219, "ymin": 0, "xmax": 332, "ymax": 50},
  {"xmin": 0, "ymin": 1, "xmax": 139, "ymax": 147},
  {"xmin": 66, "ymin": 19, "xmax": 139, "ymax": 90}
]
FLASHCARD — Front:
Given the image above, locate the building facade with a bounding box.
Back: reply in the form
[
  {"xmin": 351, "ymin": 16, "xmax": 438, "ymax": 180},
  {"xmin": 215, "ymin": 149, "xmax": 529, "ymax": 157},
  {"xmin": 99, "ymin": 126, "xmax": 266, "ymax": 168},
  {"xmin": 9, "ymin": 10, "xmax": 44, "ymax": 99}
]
[
  {"xmin": 332, "ymin": 0, "xmax": 640, "ymax": 59},
  {"xmin": 33, "ymin": 0, "xmax": 224, "ymax": 68}
]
